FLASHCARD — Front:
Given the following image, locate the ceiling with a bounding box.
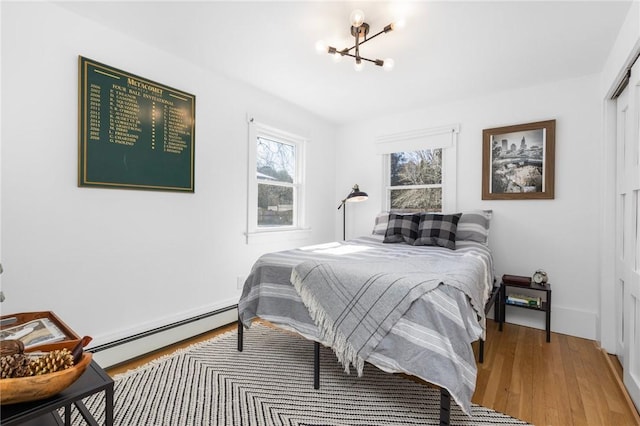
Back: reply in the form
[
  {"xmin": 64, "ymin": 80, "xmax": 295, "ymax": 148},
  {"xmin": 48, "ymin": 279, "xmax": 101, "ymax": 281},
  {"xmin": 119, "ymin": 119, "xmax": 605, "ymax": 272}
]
[{"xmin": 57, "ymin": 1, "xmax": 632, "ymax": 125}]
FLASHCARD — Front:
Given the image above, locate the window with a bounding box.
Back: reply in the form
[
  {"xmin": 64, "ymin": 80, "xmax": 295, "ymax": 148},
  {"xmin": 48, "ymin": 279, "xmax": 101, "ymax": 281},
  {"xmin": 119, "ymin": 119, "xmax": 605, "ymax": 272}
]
[
  {"xmin": 378, "ymin": 125, "xmax": 459, "ymax": 213},
  {"xmin": 247, "ymin": 118, "xmax": 307, "ymax": 242},
  {"xmin": 256, "ymin": 136, "xmax": 296, "ymax": 226},
  {"xmin": 389, "ymin": 149, "xmax": 442, "ymax": 212}
]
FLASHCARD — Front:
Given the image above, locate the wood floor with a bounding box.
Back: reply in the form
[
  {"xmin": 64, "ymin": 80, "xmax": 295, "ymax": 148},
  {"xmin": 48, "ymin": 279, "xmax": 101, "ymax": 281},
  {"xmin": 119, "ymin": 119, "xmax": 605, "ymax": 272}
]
[
  {"xmin": 107, "ymin": 320, "xmax": 640, "ymax": 426},
  {"xmin": 472, "ymin": 320, "xmax": 639, "ymax": 426}
]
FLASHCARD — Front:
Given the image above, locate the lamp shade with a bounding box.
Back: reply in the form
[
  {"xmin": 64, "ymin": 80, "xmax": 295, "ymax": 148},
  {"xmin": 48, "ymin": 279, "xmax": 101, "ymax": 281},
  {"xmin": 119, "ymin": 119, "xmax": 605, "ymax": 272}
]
[
  {"xmin": 339, "ymin": 184, "xmax": 368, "ymax": 241},
  {"xmin": 346, "ymin": 184, "xmax": 368, "ymax": 202}
]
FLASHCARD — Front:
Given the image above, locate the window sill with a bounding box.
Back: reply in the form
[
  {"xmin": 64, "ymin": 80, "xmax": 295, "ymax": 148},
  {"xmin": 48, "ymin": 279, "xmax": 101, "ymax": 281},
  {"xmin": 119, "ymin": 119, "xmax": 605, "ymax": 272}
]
[{"xmin": 245, "ymin": 227, "xmax": 312, "ymax": 244}]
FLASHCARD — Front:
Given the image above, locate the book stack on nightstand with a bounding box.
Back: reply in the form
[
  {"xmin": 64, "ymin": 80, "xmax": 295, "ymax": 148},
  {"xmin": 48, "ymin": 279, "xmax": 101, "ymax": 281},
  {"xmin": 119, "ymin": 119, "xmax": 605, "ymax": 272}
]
[
  {"xmin": 499, "ymin": 274, "xmax": 552, "ymax": 342},
  {"xmin": 506, "ymin": 293, "xmax": 541, "ymax": 308}
]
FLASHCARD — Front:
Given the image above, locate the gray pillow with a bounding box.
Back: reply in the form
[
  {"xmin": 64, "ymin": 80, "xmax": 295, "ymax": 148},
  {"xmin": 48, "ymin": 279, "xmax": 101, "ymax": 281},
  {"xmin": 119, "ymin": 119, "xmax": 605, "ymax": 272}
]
[
  {"xmin": 372, "ymin": 212, "xmax": 390, "ymax": 235},
  {"xmin": 456, "ymin": 210, "xmax": 492, "ymax": 244}
]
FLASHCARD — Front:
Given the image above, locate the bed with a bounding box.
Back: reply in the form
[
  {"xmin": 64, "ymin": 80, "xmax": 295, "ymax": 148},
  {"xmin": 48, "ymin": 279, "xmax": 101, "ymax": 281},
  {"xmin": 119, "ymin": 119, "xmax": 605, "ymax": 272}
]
[{"xmin": 237, "ymin": 210, "xmax": 494, "ymax": 424}]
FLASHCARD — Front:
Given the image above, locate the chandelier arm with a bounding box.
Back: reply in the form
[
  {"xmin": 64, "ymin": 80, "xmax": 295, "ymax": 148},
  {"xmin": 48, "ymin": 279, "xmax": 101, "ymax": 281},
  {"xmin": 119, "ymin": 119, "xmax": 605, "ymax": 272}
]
[
  {"xmin": 359, "ymin": 57, "xmax": 384, "ymax": 65},
  {"xmin": 360, "ymin": 27, "xmax": 389, "ymax": 44},
  {"xmin": 343, "ymin": 26, "xmax": 390, "ymax": 53},
  {"xmin": 340, "ymin": 52, "xmax": 384, "ymax": 66}
]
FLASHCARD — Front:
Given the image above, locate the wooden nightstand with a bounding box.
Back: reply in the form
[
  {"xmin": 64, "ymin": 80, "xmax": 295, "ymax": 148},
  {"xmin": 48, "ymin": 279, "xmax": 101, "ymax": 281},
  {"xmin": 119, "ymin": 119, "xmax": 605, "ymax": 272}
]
[{"xmin": 499, "ymin": 280, "xmax": 551, "ymax": 342}]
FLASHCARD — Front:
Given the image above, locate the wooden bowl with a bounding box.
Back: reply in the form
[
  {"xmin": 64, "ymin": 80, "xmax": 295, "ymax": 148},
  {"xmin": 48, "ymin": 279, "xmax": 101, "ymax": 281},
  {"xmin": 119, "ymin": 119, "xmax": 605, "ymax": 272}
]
[{"xmin": 0, "ymin": 352, "xmax": 92, "ymax": 405}]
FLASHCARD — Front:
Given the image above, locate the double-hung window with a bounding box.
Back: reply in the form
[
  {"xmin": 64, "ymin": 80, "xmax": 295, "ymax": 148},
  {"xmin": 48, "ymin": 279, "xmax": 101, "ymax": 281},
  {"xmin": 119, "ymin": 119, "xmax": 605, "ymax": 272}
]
[
  {"xmin": 388, "ymin": 149, "xmax": 443, "ymax": 212},
  {"xmin": 247, "ymin": 118, "xmax": 307, "ymax": 242},
  {"xmin": 378, "ymin": 125, "xmax": 459, "ymax": 213}
]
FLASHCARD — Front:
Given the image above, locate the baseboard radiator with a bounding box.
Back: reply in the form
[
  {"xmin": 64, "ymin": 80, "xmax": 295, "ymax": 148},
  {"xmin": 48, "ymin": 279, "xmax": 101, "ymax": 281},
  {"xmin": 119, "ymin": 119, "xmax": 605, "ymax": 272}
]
[{"xmin": 89, "ymin": 305, "xmax": 238, "ymax": 369}]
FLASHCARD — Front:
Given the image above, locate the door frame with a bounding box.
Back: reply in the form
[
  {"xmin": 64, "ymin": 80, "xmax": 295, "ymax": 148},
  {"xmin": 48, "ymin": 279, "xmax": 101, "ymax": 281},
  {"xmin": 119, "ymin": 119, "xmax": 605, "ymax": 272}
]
[
  {"xmin": 600, "ymin": 46, "xmax": 640, "ymax": 414},
  {"xmin": 600, "ymin": 45, "xmax": 640, "ymax": 354}
]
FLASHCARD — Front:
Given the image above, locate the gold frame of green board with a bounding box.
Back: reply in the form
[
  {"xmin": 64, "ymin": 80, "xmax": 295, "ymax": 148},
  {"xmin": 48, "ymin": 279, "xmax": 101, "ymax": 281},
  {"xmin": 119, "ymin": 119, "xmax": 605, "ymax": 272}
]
[{"xmin": 78, "ymin": 56, "xmax": 195, "ymax": 192}]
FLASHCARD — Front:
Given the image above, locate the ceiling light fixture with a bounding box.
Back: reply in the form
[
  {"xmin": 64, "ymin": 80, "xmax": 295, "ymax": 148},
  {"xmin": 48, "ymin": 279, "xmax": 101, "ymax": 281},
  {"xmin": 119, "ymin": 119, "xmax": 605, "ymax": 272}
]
[{"xmin": 317, "ymin": 9, "xmax": 399, "ymax": 71}]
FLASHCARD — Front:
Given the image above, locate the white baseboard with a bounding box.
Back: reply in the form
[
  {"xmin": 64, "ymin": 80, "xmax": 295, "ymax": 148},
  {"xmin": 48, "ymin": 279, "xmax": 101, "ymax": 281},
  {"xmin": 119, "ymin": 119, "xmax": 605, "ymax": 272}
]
[
  {"xmin": 89, "ymin": 301, "xmax": 596, "ymax": 369},
  {"xmin": 502, "ymin": 304, "xmax": 596, "ymax": 340},
  {"xmin": 90, "ymin": 307, "xmax": 238, "ymax": 369}
]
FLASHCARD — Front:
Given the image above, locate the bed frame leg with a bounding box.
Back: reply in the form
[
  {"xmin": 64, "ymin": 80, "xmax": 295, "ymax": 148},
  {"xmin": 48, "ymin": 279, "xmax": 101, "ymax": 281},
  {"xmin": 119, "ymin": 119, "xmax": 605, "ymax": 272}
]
[
  {"xmin": 314, "ymin": 341, "xmax": 320, "ymax": 389},
  {"xmin": 237, "ymin": 315, "xmax": 243, "ymax": 352},
  {"xmin": 439, "ymin": 388, "xmax": 450, "ymax": 426},
  {"xmin": 479, "ymin": 339, "xmax": 484, "ymax": 363}
]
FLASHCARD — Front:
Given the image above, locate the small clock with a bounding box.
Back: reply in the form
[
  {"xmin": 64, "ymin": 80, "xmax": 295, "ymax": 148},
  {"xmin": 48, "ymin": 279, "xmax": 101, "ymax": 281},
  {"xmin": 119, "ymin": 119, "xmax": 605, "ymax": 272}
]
[{"xmin": 532, "ymin": 270, "xmax": 548, "ymax": 284}]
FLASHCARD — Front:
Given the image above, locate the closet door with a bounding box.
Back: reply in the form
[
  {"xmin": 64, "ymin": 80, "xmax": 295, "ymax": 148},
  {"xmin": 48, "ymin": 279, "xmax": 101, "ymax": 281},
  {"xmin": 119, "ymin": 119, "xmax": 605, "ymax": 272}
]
[{"xmin": 616, "ymin": 58, "xmax": 640, "ymax": 409}]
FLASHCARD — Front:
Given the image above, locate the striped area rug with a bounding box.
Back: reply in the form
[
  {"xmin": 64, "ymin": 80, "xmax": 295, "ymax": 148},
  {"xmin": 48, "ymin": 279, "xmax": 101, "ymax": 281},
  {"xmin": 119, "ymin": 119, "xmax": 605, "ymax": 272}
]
[{"xmin": 71, "ymin": 324, "xmax": 529, "ymax": 425}]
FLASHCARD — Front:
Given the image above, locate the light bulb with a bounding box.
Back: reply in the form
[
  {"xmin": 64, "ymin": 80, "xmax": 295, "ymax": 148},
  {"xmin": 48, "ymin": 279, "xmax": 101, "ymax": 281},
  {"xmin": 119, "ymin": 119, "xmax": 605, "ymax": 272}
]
[
  {"xmin": 349, "ymin": 9, "xmax": 365, "ymax": 27},
  {"xmin": 354, "ymin": 60, "xmax": 363, "ymax": 72},
  {"xmin": 315, "ymin": 40, "xmax": 327, "ymax": 54},
  {"xmin": 333, "ymin": 52, "xmax": 343, "ymax": 63},
  {"xmin": 383, "ymin": 58, "xmax": 395, "ymax": 71},
  {"xmin": 390, "ymin": 19, "xmax": 406, "ymax": 31}
]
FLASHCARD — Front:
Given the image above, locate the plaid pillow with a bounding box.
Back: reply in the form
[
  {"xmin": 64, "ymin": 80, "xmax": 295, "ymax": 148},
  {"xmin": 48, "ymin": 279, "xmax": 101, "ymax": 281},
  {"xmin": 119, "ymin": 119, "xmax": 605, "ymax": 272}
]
[
  {"xmin": 414, "ymin": 213, "xmax": 462, "ymax": 250},
  {"xmin": 383, "ymin": 213, "xmax": 421, "ymax": 244}
]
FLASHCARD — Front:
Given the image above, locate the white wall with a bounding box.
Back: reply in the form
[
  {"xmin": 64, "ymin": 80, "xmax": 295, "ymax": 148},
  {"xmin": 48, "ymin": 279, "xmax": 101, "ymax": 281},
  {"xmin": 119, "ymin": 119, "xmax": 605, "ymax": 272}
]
[
  {"xmin": 602, "ymin": 1, "xmax": 640, "ymax": 94},
  {"xmin": 1, "ymin": 1, "xmax": 630, "ymax": 351},
  {"xmin": 336, "ymin": 74, "xmax": 602, "ymax": 340},
  {"xmin": 0, "ymin": 2, "xmax": 336, "ymax": 348}
]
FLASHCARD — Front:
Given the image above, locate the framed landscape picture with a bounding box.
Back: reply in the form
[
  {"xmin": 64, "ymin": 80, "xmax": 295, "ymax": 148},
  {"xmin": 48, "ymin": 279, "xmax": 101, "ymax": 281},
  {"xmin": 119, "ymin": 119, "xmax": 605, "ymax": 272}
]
[{"xmin": 482, "ymin": 120, "xmax": 555, "ymax": 200}]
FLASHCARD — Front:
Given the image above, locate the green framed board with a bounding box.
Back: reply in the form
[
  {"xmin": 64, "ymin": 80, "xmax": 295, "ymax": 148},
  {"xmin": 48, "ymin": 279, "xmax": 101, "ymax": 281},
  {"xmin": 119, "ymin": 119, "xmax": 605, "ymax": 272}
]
[{"xmin": 78, "ymin": 56, "xmax": 195, "ymax": 192}]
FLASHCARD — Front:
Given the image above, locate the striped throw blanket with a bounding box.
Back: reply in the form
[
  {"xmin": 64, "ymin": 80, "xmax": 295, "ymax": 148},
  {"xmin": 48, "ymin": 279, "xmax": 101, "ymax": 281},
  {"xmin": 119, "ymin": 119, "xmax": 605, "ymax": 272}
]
[
  {"xmin": 291, "ymin": 254, "xmax": 487, "ymax": 376},
  {"xmin": 238, "ymin": 236, "xmax": 493, "ymax": 414}
]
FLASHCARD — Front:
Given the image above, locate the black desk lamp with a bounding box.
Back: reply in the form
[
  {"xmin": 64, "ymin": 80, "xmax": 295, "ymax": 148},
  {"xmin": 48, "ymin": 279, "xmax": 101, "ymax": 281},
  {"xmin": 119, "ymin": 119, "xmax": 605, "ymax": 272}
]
[{"xmin": 337, "ymin": 184, "xmax": 368, "ymax": 240}]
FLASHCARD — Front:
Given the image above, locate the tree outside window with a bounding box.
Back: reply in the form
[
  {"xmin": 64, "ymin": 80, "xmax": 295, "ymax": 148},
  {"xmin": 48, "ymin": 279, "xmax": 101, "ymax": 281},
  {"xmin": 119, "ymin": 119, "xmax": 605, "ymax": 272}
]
[
  {"xmin": 389, "ymin": 149, "xmax": 442, "ymax": 212},
  {"xmin": 256, "ymin": 137, "xmax": 296, "ymax": 226}
]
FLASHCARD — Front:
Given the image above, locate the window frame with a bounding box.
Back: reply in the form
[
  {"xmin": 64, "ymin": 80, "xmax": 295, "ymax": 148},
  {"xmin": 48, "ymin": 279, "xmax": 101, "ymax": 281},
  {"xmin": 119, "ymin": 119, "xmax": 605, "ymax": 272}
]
[
  {"xmin": 385, "ymin": 148, "xmax": 444, "ymax": 212},
  {"xmin": 377, "ymin": 124, "xmax": 459, "ymax": 213},
  {"xmin": 246, "ymin": 118, "xmax": 309, "ymax": 243}
]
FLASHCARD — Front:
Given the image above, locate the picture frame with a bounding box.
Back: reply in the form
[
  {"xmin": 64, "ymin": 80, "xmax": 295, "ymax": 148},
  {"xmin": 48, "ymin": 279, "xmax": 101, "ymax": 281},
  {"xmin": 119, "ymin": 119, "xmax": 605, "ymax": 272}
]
[
  {"xmin": 482, "ymin": 119, "xmax": 555, "ymax": 200},
  {"xmin": 78, "ymin": 56, "xmax": 196, "ymax": 192}
]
